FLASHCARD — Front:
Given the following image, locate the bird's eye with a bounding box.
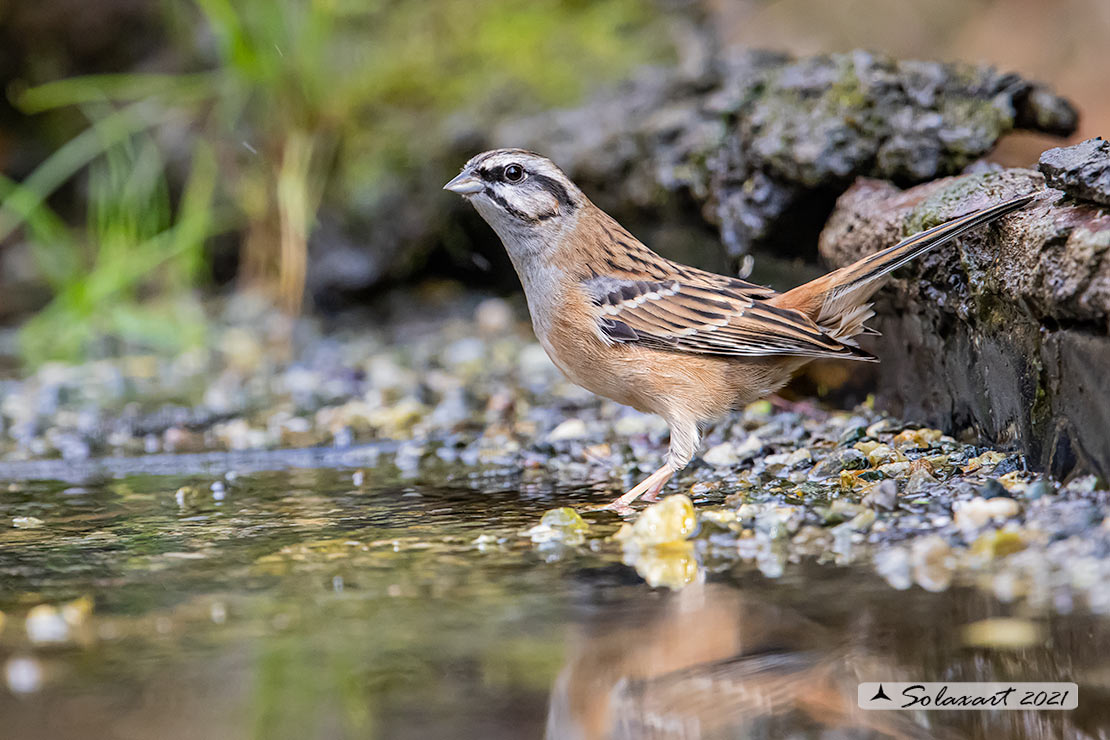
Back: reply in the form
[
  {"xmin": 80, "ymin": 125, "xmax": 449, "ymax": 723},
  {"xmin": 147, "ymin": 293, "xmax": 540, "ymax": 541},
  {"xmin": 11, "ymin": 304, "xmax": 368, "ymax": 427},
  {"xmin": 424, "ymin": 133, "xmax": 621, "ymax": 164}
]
[{"xmin": 503, "ymin": 164, "xmax": 525, "ymax": 182}]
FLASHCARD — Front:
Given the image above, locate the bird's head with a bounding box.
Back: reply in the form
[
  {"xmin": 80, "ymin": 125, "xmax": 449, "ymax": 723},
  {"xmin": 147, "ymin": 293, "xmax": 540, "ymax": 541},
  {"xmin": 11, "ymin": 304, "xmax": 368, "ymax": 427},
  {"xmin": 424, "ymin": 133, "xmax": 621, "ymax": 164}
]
[{"xmin": 444, "ymin": 149, "xmax": 584, "ymax": 259}]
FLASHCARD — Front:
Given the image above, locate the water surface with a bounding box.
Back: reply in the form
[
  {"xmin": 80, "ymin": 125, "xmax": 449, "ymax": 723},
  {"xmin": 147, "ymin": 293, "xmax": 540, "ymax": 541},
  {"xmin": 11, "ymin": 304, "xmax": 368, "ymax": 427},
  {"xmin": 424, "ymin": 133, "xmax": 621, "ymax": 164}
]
[{"xmin": 0, "ymin": 465, "xmax": 1106, "ymax": 739}]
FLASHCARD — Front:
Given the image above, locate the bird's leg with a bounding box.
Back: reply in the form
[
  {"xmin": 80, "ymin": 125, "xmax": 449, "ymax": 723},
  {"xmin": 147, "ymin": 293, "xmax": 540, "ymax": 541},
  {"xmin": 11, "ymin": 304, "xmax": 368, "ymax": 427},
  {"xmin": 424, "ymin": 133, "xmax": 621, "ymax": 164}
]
[
  {"xmin": 639, "ymin": 476, "xmax": 666, "ymax": 503},
  {"xmin": 603, "ymin": 464, "xmax": 674, "ymax": 511},
  {"xmin": 596, "ymin": 417, "xmax": 698, "ymax": 512}
]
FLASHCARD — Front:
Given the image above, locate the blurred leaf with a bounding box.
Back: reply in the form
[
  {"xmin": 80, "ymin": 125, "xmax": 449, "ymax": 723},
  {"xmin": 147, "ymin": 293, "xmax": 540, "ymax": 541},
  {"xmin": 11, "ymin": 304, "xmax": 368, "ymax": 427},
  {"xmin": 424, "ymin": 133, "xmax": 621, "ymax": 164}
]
[
  {"xmin": 0, "ymin": 174, "xmax": 78, "ymax": 287},
  {"xmin": 171, "ymin": 141, "xmax": 220, "ymax": 284},
  {"xmin": 15, "ymin": 129, "xmax": 216, "ymax": 365},
  {"xmin": 0, "ymin": 103, "xmax": 169, "ymax": 244},
  {"xmin": 15, "ymin": 73, "xmax": 216, "ymax": 113}
]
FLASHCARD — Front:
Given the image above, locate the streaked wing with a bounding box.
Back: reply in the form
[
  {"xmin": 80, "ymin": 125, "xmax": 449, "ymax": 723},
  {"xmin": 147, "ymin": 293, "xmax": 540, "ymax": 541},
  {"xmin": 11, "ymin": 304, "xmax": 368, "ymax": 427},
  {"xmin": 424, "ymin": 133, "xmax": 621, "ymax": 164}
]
[{"xmin": 583, "ymin": 275, "xmax": 875, "ymax": 361}]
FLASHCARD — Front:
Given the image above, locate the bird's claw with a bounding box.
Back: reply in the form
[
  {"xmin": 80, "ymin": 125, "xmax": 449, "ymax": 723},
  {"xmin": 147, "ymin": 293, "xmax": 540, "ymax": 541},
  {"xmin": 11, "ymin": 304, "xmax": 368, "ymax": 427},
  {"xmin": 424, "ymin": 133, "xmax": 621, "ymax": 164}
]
[{"xmin": 582, "ymin": 500, "xmax": 637, "ymax": 516}]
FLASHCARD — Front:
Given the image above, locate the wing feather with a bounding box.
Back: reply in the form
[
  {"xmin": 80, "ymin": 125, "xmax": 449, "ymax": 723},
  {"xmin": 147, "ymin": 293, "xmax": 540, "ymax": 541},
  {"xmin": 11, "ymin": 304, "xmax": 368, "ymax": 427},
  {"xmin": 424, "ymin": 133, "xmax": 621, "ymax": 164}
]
[{"xmin": 584, "ymin": 275, "xmax": 875, "ymax": 361}]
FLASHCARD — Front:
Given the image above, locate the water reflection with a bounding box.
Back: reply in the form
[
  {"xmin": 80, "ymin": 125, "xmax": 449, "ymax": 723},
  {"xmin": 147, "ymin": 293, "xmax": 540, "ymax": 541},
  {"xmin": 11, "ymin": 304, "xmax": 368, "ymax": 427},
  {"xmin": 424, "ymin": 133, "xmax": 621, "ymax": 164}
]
[
  {"xmin": 548, "ymin": 581, "xmax": 943, "ymax": 739},
  {"xmin": 548, "ymin": 565, "xmax": 1110, "ymax": 740}
]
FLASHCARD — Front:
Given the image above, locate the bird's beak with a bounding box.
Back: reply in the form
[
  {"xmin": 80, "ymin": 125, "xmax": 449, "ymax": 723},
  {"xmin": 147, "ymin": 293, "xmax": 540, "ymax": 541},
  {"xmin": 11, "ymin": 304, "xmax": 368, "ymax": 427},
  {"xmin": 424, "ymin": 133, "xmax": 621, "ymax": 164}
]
[{"xmin": 443, "ymin": 171, "xmax": 484, "ymax": 195}]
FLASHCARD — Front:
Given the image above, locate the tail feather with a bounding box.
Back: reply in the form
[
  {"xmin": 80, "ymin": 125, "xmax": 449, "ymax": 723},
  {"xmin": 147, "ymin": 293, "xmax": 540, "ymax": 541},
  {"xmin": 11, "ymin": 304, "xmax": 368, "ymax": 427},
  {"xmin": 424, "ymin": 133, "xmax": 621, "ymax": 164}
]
[{"xmin": 782, "ymin": 193, "xmax": 1034, "ymax": 337}]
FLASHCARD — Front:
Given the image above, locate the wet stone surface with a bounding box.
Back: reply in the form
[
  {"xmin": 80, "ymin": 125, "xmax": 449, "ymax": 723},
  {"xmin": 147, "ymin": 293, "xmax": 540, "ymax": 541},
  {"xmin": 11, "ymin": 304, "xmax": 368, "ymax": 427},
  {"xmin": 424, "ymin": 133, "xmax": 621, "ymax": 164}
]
[
  {"xmin": 821, "ymin": 168, "xmax": 1110, "ymax": 481},
  {"xmin": 490, "ymin": 48, "xmax": 1077, "ymax": 264},
  {"xmin": 1039, "ymin": 137, "xmax": 1110, "ymax": 207}
]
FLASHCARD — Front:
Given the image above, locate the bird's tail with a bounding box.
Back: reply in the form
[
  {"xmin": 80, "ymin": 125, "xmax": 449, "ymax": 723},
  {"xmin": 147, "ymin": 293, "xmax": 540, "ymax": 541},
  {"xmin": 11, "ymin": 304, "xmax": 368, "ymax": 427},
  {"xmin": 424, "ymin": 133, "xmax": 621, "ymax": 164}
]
[{"xmin": 776, "ymin": 194, "xmax": 1034, "ymax": 341}]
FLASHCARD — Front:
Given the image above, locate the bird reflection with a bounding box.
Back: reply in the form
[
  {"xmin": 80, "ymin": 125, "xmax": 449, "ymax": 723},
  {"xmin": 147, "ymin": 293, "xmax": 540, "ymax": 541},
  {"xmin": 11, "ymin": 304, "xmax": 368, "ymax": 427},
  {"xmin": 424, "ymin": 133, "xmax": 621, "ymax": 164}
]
[{"xmin": 546, "ymin": 581, "xmax": 945, "ymax": 740}]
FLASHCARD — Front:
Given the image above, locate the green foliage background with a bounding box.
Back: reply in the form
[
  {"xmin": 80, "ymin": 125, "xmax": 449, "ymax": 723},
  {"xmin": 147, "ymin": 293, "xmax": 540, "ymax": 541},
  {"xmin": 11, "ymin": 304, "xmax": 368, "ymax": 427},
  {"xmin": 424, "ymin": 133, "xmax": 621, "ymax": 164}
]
[{"xmin": 0, "ymin": 0, "xmax": 668, "ymax": 366}]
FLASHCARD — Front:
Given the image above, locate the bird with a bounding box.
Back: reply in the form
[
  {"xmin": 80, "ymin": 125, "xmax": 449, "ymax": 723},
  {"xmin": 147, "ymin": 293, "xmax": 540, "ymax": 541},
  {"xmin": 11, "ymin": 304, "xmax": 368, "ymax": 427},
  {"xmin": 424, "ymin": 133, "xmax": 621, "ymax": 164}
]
[{"xmin": 445, "ymin": 148, "xmax": 1033, "ymax": 511}]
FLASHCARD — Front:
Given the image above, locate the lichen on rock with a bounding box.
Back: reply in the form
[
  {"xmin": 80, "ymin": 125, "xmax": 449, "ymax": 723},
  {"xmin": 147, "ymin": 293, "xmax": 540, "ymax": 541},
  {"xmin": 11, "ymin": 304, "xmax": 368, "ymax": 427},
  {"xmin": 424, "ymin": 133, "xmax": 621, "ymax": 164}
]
[
  {"xmin": 493, "ymin": 48, "xmax": 1077, "ymax": 264},
  {"xmin": 819, "ymin": 155, "xmax": 1110, "ymax": 480}
]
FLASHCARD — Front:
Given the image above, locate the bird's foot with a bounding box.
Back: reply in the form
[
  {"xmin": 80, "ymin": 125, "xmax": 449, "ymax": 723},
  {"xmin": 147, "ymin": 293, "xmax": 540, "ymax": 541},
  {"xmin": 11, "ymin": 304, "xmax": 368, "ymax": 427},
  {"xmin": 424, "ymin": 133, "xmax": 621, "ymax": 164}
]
[
  {"xmin": 590, "ymin": 501, "xmax": 637, "ymax": 517},
  {"xmin": 588, "ymin": 464, "xmax": 673, "ymax": 513}
]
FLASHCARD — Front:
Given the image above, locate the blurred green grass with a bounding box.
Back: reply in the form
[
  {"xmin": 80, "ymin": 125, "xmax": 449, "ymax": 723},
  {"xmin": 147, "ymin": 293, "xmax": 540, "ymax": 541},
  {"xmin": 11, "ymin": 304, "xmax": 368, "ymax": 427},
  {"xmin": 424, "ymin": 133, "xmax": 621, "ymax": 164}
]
[{"xmin": 0, "ymin": 0, "xmax": 669, "ymax": 366}]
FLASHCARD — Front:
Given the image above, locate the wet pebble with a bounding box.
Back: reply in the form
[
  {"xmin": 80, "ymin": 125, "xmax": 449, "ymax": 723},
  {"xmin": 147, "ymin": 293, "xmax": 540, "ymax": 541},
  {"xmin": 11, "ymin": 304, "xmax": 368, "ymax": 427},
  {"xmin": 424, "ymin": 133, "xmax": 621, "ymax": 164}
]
[
  {"xmin": 703, "ymin": 442, "xmax": 740, "ymax": 467},
  {"xmin": 547, "ymin": 418, "xmax": 588, "ymax": 442},
  {"xmin": 954, "ymin": 497, "xmax": 1021, "ymax": 534},
  {"xmin": 837, "ymin": 424, "xmax": 866, "ymax": 446},
  {"xmin": 971, "ymin": 529, "xmax": 1028, "ymax": 559},
  {"xmin": 617, "ymin": 495, "xmax": 697, "ymax": 546},
  {"xmin": 810, "ymin": 448, "xmax": 867, "ymax": 478},
  {"xmin": 874, "ymin": 547, "xmax": 912, "ymax": 590},
  {"xmin": 978, "ymin": 478, "xmax": 1011, "ymax": 499},
  {"xmin": 878, "ymin": 461, "xmax": 910, "ymax": 478},
  {"xmin": 1029, "ymin": 500, "xmax": 1101, "ymax": 540},
  {"xmin": 864, "ymin": 444, "xmax": 900, "ymax": 467},
  {"xmin": 862, "ymin": 480, "xmax": 898, "ymax": 511},
  {"xmin": 912, "ymin": 536, "xmax": 955, "ymax": 592},
  {"xmin": 742, "ymin": 504, "xmax": 803, "ymax": 540},
  {"xmin": 904, "ymin": 466, "xmax": 939, "ymax": 494},
  {"xmin": 1023, "ymin": 480, "xmax": 1054, "ymax": 500},
  {"xmin": 474, "ymin": 297, "xmax": 515, "ymax": 335},
  {"xmin": 525, "ymin": 507, "xmax": 590, "ymax": 546}
]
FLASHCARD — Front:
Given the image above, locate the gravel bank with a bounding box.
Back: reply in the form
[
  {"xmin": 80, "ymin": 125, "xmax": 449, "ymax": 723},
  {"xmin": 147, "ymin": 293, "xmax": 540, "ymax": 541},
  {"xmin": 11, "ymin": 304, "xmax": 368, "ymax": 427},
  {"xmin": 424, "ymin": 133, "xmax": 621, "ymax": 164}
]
[{"xmin": 2, "ymin": 287, "xmax": 1108, "ymax": 612}]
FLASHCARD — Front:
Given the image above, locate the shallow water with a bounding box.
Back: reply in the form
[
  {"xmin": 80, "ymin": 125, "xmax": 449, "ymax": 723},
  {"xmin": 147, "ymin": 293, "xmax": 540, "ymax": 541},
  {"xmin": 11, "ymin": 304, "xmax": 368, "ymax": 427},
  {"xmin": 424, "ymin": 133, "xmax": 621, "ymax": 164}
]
[{"xmin": 0, "ymin": 463, "xmax": 1107, "ymax": 740}]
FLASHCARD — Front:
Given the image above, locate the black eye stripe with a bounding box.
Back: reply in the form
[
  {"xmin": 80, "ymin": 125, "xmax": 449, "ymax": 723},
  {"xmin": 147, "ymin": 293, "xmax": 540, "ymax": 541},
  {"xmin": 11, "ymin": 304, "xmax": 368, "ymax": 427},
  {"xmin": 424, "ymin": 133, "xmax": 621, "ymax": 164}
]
[
  {"xmin": 529, "ymin": 174, "xmax": 577, "ymax": 212},
  {"xmin": 478, "ymin": 166, "xmax": 501, "ymax": 182},
  {"xmin": 474, "ymin": 162, "xmax": 578, "ymax": 222},
  {"xmin": 479, "ymin": 164, "xmax": 529, "ymax": 184},
  {"xmin": 483, "ymin": 186, "xmax": 539, "ymax": 224}
]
